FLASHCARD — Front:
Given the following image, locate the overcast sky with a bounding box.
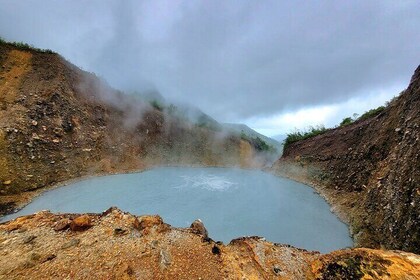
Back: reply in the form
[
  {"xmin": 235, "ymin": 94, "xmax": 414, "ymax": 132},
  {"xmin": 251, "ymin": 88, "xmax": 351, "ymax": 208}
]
[{"xmin": 1, "ymin": 1, "xmax": 419, "ymax": 137}]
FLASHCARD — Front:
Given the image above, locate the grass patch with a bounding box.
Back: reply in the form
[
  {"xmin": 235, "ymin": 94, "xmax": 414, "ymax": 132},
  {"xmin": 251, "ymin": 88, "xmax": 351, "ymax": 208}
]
[{"xmin": 0, "ymin": 36, "xmax": 55, "ymax": 54}]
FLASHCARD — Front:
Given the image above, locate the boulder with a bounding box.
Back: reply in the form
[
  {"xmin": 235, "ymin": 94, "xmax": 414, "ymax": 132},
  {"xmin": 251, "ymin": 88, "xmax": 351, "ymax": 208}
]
[
  {"xmin": 138, "ymin": 215, "xmax": 163, "ymax": 230},
  {"xmin": 159, "ymin": 249, "xmax": 172, "ymax": 270},
  {"xmin": 70, "ymin": 215, "xmax": 92, "ymax": 231},
  {"xmin": 190, "ymin": 219, "xmax": 208, "ymax": 239},
  {"xmin": 53, "ymin": 218, "xmax": 71, "ymax": 231}
]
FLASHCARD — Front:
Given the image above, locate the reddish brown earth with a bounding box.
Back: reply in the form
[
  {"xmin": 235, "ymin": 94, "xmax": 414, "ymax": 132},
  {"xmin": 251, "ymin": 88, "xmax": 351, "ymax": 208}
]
[
  {"xmin": 1, "ymin": 208, "xmax": 419, "ymax": 279},
  {"xmin": 273, "ymin": 66, "xmax": 420, "ymax": 254}
]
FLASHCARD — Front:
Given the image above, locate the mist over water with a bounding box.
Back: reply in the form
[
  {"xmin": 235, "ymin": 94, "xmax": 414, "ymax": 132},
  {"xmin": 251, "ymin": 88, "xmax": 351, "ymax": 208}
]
[
  {"xmin": 2, "ymin": 167, "xmax": 352, "ymax": 253},
  {"xmin": 178, "ymin": 174, "xmax": 238, "ymax": 191}
]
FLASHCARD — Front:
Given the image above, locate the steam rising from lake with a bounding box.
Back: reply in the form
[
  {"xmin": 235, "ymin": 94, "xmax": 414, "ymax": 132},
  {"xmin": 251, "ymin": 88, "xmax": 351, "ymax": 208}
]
[
  {"xmin": 2, "ymin": 167, "xmax": 353, "ymax": 252},
  {"xmin": 179, "ymin": 174, "xmax": 237, "ymax": 191}
]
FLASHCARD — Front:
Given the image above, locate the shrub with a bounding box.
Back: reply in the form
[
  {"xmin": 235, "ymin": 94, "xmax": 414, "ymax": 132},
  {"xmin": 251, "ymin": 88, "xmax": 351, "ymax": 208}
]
[
  {"xmin": 283, "ymin": 125, "xmax": 328, "ymax": 149},
  {"xmin": 252, "ymin": 136, "xmax": 271, "ymax": 152},
  {"xmin": 240, "ymin": 133, "xmax": 274, "ymax": 152},
  {"xmin": 166, "ymin": 104, "xmax": 178, "ymax": 115},
  {"xmin": 358, "ymin": 106, "xmax": 385, "ymax": 121},
  {"xmin": 150, "ymin": 100, "xmax": 164, "ymax": 111},
  {"xmin": 340, "ymin": 117, "xmax": 353, "ymax": 127}
]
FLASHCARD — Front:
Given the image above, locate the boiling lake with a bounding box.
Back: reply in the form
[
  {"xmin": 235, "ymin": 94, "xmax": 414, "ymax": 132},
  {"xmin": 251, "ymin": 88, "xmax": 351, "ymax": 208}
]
[{"xmin": 2, "ymin": 167, "xmax": 352, "ymax": 252}]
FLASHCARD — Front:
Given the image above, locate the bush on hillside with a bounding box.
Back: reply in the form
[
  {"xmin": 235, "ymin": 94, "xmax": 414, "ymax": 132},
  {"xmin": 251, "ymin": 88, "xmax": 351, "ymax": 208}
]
[
  {"xmin": 240, "ymin": 132, "xmax": 274, "ymax": 152},
  {"xmin": 339, "ymin": 117, "xmax": 353, "ymax": 127},
  {"xmin": 282, "ymin": 101, "xmax": 391, "ymax": 149},
  {"xmin": 283, "ymin": 125, "xmax": 328, "ymax": 148},
  {"xmin": 358, "ymin": 106, "xmax": 385, "ymax": 121},
  {"xmin": 150, "ymin": 100, "xmax": 164, "ymax": 111},
  {"xmin": 252, "ymin": 136, "xmax": 271, "ymax": 152}
]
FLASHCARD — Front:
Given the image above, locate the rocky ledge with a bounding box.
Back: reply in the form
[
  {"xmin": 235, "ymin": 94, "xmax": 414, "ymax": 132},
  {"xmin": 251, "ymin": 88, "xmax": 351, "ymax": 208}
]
[{"xmin": 0, "ymin": 208, "xmax": 419, "ymax": 279}]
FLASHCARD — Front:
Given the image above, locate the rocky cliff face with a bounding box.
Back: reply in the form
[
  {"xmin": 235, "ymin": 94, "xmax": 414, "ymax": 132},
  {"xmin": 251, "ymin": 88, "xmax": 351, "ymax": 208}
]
[
  {"xmin": 274, "ymin": 66, "xmax": 420, "ymax": 254},
  {"xmin": 0, "ymin": 42, "xmax": 260, "ymax": 215},
  {"xmin": 1, "ymin": 208, "xmax": 419, "ymax": 279}
]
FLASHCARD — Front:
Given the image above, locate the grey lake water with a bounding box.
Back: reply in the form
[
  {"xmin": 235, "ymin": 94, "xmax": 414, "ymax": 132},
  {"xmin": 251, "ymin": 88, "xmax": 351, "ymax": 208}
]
[{"xmin": 2, "ymin": 167, "xmax": 352, "ymax": 252}]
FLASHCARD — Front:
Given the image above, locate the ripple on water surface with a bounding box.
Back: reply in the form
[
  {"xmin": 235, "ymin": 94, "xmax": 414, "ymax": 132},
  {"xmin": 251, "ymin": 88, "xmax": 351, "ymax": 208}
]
[{"xmin": 2, "ymin": 167, "xmax": 353, "ymax": 253}]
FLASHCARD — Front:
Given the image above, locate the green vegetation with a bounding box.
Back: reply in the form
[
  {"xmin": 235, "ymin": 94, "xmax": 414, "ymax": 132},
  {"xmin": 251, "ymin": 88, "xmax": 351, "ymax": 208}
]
[
  {"xmin": 241, "ymin": 132, "xmax": 275, "ymax": 152},
  {"xmin": 196, "ymin": 116, "xmax": 221, "ymax": 131},
  {"xmin": 339, "ymin": 117, "xmax": 353, "ymax": 127},
  {"xmin": 358, "ymin": 106, "xmax": 385, "ymax": 121},
  {"xmin": 150, "ymin": 100, "xmax": 164, "ymax": 111},
  {"xmin": 283, "ymin": 125, "xmax": 328, "ymax": 149},
  {"xmin": 283, "ymin": 103, "xmax": 389, "ymax": 148},
  {"xmin": 167, "ymin": 104, "xmax": 177, "ymax": 115},
  {"xmin": 338, "ymin": 105, "xmax": 386, "ymax": 128},
  {"xmin": 0, "ymin": 36, "xmax": 54, "ymax": 54}
]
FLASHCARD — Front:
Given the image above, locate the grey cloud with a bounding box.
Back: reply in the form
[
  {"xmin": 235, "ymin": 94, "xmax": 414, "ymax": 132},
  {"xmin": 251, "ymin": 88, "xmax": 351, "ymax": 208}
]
[{"xmin": 0, "ymin": 0, "xmax": 419, "ymax": 122}]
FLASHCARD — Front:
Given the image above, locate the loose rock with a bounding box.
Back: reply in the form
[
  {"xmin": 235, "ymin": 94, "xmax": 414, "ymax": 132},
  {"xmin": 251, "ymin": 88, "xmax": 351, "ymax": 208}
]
[
  {"xmin": 159, "ymin": 249, "xmax": 172, "ymax": 270},
  {"xmin": 70, "ymin": 215, "xmax": 92, "ymax": 231},
  {"xmin": 61, "ymin": 238, "xmax": 80, "ymax": 249},
  {"xmin": 22, "ymin": 235, "xmax": 37, "ymax": 244},
  {"xmin": 53, "ymin": 218, "xmax": 71, "ymax": 231},
  {"xmin": 190, "ymin": 219, "xmax": 208, "ymax": 239}
]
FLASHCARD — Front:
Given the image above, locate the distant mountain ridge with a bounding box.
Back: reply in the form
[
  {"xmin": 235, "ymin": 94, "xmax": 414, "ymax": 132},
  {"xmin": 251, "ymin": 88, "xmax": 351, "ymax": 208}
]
[{"xmin": 272, "ymin": 134, "xmax": 287, "ymax": 143}]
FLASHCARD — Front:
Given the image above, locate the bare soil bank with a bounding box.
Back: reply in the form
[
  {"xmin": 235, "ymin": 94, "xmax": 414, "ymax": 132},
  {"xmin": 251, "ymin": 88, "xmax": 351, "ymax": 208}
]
[{"xmin": 274, "ymin": 66, "xmax": 420, "ymax": 254}]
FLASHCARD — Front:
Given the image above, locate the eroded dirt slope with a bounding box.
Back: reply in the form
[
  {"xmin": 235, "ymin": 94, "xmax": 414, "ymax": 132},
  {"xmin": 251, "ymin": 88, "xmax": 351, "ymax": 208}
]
[
  {"xmin": 1, "ymin": 208, "xmax": 419, "ymax": 279},
  {"xmin": 274, "ymin": 66, "xmax": 420, "ymax": 254}
]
